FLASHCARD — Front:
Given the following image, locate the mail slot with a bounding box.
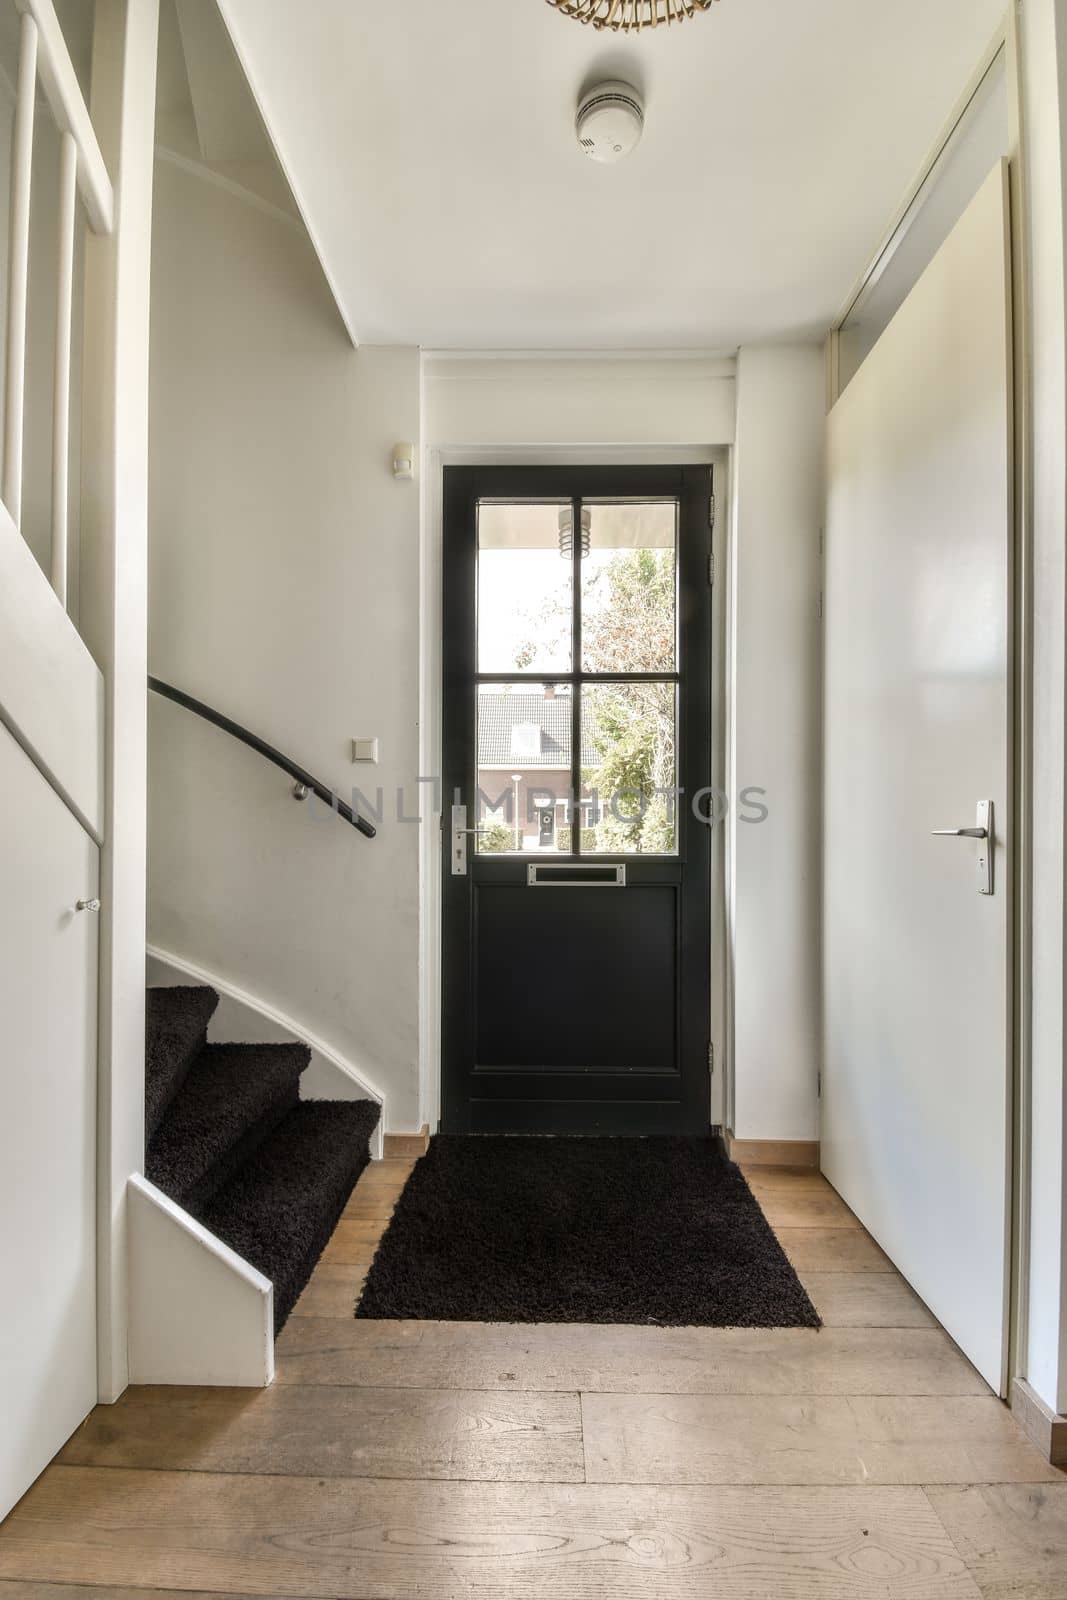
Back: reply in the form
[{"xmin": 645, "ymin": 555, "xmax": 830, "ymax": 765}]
[{"xmin": 526, "ymin": 863, "xmax": 626, "ymax": 887}]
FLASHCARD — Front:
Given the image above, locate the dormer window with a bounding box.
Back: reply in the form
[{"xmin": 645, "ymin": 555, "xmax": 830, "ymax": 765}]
[{"xmin": 510, "ymin": 722, "xmax": 541, "ymax": 761}]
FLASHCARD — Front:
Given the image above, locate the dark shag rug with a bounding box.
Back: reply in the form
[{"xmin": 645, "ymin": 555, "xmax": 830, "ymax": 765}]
[{"xmin": 356, "ymin": 1135, "xmax": 820, "ymax": 1328}]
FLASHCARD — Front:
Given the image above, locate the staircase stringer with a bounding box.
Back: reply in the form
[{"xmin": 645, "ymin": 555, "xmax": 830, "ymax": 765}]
[{"xmin": 126, "ymin": 1173, "xmax": 274, "ymax": 1387}]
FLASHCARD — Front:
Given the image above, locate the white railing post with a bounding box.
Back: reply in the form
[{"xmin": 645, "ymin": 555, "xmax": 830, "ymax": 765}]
[
  {"xmin": 3, "ymin": 10, "xmax": 38, "ymax": 529},
  {"xmin": 51, "ymin": 129, "xmax": 77, "ymax": 605},
  {"xmin": 80, "ymin": 0, "xmax": 160, "ymax": 1407},
  {"xmin": 13, "ymin": 0, "xmax": 113, "ymax": 234}
]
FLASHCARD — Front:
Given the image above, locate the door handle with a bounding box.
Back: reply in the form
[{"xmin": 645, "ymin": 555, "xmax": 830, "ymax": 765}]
[
  {"xmin": 450, "ymin": 804, "xmax": 487, "ymax": 876},
  {"xmin": 931, "ymin": 801, "xmax": 993, "ymax": 895},
  {"xmin": 75, "ymin": 897, "xmax": 101, "ymax": 912}
]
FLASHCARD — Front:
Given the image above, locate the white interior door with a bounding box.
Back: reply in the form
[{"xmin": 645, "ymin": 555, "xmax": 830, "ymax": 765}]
[
  {"xmin": 823, "ymin": 162, "xmax": 1012, "ymax": 1394},
  {"xmin": 0, "ymin": 720, "xmax": 99, "ymax": 1518}
]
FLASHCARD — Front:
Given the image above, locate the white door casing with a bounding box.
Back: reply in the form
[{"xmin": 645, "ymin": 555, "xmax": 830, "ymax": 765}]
[
  {"xmin": 0, "ymin": 718, "xmax": 99, "ymax": 1519},
  {"xmin": 822, "ymin": 162, "xmax": 1012, "ymax": 1395}
]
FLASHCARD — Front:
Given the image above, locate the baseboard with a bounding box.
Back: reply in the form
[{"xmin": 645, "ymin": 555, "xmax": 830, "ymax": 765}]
[
  {"xmin": 1011, "ymin": 1378, "xmax": 1067, "ymax": 1467},
  {"xmin": 384, "ymin": 1125, "xmax": 430, "ymax": 1158},
  {"xmin": 725, "ymin": 1131, "xmax": 820, "ymax": 1168}
]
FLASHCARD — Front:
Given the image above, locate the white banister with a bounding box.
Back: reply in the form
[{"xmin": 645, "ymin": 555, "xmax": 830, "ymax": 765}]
[
  {"xmin": 2, "ymin": 10, "xmax": 37, "ymax": 529},
  {"xmin": 51, "ymin": 130, "xmax": 77, "ymax": 605},
  {"xmin": 13, "ymin": 0, "xmax": 114, "ymax": 235}
]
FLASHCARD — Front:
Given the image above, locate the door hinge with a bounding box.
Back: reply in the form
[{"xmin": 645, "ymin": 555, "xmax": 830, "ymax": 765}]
[
  {"xmin": 708, "ymin": 552, "xmax": 716, "ymax": 586},
  {"xmin": 708, "ymin": 1042, "xmax": 715, "ymax": 1075},
  {"xmin": 818, "ymin": 590, "xmax": 824, "ymax": 620},
  {"xmin": 709, "ymin": 492, "xmax": 717, "ymax": 532},
  {"xmin": 817, "ymin": 1068, "xmax": 822, "ymax": 1098}
]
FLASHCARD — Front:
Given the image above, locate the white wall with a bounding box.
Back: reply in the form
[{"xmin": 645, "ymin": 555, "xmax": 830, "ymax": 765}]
[
  {"xmin": 1020, "ymin": 0, "xmax": 1067, "ymax": 1421},
  {"xmin": 423, "ymin": 355, "xmax": 736, "ymax": 454},
  {"xmin": 148, "ymin": 273, "xmax": 825, "ymax": 1148},
  {"xmin": 147, "ymin": 160, "xmax": 422, "ymax": 1128},
  {"xmin": 728, "ymin": 344, "xmax": 825, "ymax": 1143}
]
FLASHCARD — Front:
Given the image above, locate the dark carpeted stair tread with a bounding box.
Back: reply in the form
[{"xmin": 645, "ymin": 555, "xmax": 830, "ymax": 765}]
[
  {"xmin": 146, "ymin": 1041, "xmax": 311, "ymax": 1212},
  {"xmin": 145, "ymin": 985, "xmax": 219, "ymax": 1142},
  {"xmin": 198, "ymin": 1099, "xmax": 380, "ymax": 1334}
]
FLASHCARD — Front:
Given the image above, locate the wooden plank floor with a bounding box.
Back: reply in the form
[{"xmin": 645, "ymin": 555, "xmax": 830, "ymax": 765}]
[{"xmin": 1, "ymin": 1158, "xmax": 1064, "ymax": 1600}]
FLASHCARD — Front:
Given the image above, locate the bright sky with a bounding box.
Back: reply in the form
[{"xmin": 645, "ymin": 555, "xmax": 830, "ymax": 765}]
[
  {"xmin": 478, "ymin": 551, "xmax": 569, "ymax": 675},
  {"xmin": 477, "ymin": 550, "xmax": 621, "ymax": 676}
]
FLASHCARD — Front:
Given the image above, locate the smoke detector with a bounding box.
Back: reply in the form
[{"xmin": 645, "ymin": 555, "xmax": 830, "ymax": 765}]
[{"xmin": 575, "ymin": 81, "xmax": 644, "ymax": 163}]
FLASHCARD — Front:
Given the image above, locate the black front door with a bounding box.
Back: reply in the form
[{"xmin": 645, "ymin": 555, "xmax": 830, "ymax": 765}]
[{"xmin": 441, "ymin": 464, "xmax": 712, "ymax": 1134}]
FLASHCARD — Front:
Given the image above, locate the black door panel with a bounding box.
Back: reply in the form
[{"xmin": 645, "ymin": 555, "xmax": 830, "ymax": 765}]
[
  {"xmin": 475, "ymin": 882, "xmax": 677, "ymax": 1071},
  {"xmin": 441, "ymin": 464, "xmax": 712, "ymax": 1135}
]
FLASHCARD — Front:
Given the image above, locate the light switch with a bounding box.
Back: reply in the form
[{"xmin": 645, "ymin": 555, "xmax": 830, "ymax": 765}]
[{"xmin": 352, "ymin": 737, "xmax": 379, "ymax": 764}]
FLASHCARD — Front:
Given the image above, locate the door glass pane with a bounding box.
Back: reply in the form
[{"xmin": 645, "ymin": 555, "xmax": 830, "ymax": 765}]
[
  {"xmin": 478, "ymin": 501, "xmax": 573, "ymax": 674},
  {"xmin": 477, "ymin": 683, "xmax": 572, "ymax": 854},
  {"xmin": 581, "ymin": 501, "xmax": 677, "ymax": 673},
  {"xmin": 580, "ymin": 681, "xmax": 678, "ymax": 855}
]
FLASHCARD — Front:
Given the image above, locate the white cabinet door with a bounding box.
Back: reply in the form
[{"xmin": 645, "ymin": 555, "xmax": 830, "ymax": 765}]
[
  {"xmin": 823, "ymin": 162, "xmax": 1012, "ymax": 1395},
  {"xmin": 0, "ymin": 719, "xmax": 99, "ymax": 1518}
]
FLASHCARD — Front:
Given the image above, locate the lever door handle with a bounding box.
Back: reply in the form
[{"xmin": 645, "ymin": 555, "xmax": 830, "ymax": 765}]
[
  {"xmin": 450, "ymin": 805, "xmax": 486, "ymax": 876},
  {"xmin": 931, "ymin": 801, "xmax": 994, "ymax": 895}
]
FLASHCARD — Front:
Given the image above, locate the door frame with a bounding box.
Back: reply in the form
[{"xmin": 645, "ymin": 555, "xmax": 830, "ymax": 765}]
[
  {"xmin": 419, "ymin": 444, "xmax": 732, "ymax": 1137},
  {"xmin": 439, "ymin": 461, "xmax": 713, "ymax": 1135}
]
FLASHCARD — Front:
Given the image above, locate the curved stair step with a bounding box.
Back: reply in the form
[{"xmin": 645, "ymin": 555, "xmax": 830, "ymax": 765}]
[
  {"xmin": 198, "ymin": 1099, "xmax": 381, "ymax": 1334},
  {"xmin": 145, "ymin": 985, "xmax": 219, "ymax": 1142},
  {"xmin": 146, "ymin": 1041, "xmax": 310, "ymax": 1212}
]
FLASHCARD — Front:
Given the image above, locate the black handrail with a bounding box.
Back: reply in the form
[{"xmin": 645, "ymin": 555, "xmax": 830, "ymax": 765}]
[{"xmin": 148, "ymin": 676, "xmax": 377, "ymax": 839}]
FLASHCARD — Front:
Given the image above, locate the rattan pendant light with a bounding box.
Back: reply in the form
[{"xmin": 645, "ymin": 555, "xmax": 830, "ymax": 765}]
[{"xmin": 546, "ymin": 0, "xmax": 718, "ymax": 31}]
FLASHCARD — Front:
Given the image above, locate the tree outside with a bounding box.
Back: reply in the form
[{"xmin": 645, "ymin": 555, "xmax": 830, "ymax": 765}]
[{"xmin": 518, "ymin": 544, "xmax": 676, "ymax": 853}]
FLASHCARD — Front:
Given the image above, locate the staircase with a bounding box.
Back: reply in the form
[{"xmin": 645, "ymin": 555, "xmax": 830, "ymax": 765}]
[{"xmin": 144, "ymin": 985, "xmax": 379, "ymax": 1333}]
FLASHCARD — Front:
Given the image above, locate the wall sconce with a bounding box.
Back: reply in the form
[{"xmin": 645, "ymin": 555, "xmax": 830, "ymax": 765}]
[{"xmin": 392, "ymin": 443, "xmax": 415, "ymax": 481}]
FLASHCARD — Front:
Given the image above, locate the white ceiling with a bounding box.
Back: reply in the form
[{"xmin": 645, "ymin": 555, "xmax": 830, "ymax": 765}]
[{"xmin": 218, "ymin": 0, "xmax": 1005, "ymax": 350}]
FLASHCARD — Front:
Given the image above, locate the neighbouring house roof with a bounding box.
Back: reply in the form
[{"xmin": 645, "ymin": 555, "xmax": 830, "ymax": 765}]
[{"xmin": 477, "ymin": 690, "xmax": 597, "ymax": 768}]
